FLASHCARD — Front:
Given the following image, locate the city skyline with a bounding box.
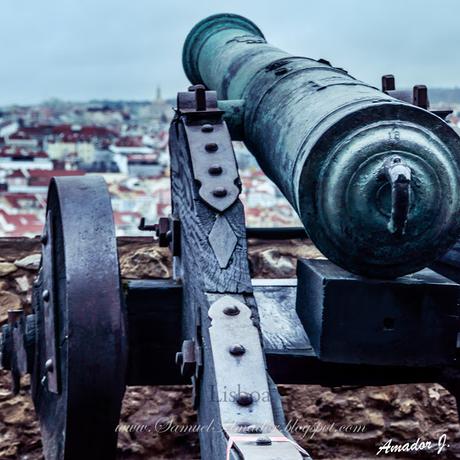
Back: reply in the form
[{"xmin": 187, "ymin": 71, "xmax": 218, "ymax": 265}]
[{"xmin": 0, "ymin": 0, "xmax": 459, "ymax": 105}]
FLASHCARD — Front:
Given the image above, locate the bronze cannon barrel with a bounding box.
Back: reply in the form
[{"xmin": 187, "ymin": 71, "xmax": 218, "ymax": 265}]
[{"xmin": 183, "ymin": 13, "xmax": 460, "ymax": 278}]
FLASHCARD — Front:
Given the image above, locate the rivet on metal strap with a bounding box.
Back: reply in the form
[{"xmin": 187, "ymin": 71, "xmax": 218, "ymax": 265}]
[
  {"xmin": 229, "ymin": 344, "xmax": 245, "ymax": 356},
  {"xmin": 208, "ymin": 164, "xmax": 223, "ymax": 176},
  {"xmin": 42, "ymin": 290, "xmax": 50, "ymax": 302},
  {"xmin": 213, "ymin": 187, "xmax": 227, "ymax": 198},
  {"xmin": 201, "ymin": 124, "xmax": 214, "ymax": 133},
  {"xmin": 236, "ymin": 392, "xmax": 253, "ymax": 406},
  {"xmin": 45, "ymin": 359, "xmax": 54, "ymax": 372},
  {"xmin": 256, "ymin": 436, "xmax": 272, "ymax": 446},
  {"xmin": 223, "ymin": 305, "xmax": 240, "ymax": 316},
  {"xmin": 205, "ymin": 142, "xmax": 219, "ymax": 152}
]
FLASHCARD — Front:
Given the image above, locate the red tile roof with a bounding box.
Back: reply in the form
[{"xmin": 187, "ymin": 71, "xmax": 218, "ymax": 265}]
[
  {"xmin": 8, "ymin": 131, "xmax": 35, "ymax": 140},
  {"xmin": 6, "ymin": 170, "xmax": 26, "ymax": 179},
  {"xmin": 52, "ymin": 124, "xmax": 117, "ymax": 138},
  {"xmin": 0, "ymin": 147, "xmax": 49, "ymax": 159},
  {"xmin": 0, "ymin": 209, "xmax": 43, "ymax": 234},
  {"xmin": 1, "ymin": 192, "xmax": 43, "ymax": 209},
  {"xmin": 28, "ymin": 169, "xmax": 85, "ymax": 187},
  {"xmin": 28, "ymin": 169, "xmax": 85, "ymax": 178},
  {"xmin": 115, "ymin": 136, "xmax": 143, "ymax": 147}
]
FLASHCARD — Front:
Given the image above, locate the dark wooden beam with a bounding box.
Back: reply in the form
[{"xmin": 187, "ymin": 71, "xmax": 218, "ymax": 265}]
[{"xmin": 125, "ymin": 279, "xmax": 446, "ymax": 388}]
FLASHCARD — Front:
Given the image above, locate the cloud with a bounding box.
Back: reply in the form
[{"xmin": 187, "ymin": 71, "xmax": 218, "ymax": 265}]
[{"xmin": 0, "ymin": 0, "xmax": 458, "ymax": 105}]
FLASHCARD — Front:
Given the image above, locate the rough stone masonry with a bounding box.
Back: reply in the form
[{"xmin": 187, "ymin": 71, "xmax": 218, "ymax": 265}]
[{"xmin": 0, "ymin": 237, "xmax": 459, "ymax": 459}]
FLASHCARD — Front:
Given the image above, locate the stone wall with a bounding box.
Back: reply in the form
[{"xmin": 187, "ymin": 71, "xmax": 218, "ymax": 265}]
[{"xmin": 0, "ymin": 237, "xmax": 459, "ymax": 459}]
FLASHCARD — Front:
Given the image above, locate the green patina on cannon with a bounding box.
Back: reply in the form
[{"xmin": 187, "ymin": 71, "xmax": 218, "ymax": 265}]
[
  {"xmin": 183, "ymin": 13, "xmax": 460, "ymax": 278},
  {"xmin": 2, "ymin": 13, "xmax": 460, "ymax": 460}
]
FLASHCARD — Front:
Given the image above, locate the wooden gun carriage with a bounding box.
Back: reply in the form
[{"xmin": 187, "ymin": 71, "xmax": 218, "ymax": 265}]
[{"xmin": 2, "ymin": 13, "xmax": 460, "ymax": 460}]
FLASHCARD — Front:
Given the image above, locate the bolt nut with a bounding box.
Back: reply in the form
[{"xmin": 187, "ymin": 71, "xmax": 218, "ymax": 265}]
[
  {"xmin": 156, "ymin": 217, "xmax": 170, "ymax": 247},
  {"xmin": 256, "ymin": 435, "xmax": 272, "ymax": 446},
  {"xmin": 201, "ymin": 124, "xmax": 214, "ymax": 133},
  {"xmin": 223, "ymin": 305, "xmax": 240, "ymax": 316},
  {"xmin": 236, "ymin": 392, "xmax": 253, "ymax": 406},
  {"xmin": 208, "ymin": 165, "xmax": 223, "ymax": 176},
  {"xmin": 205, "ymin": 143, "xmax": 218, "ymax": 153},
  {"xmin": 229, "ymin": 344, "xmax": 245, "ymax": 356},
  {"xmin": 212, "ymin": 187, "xmax": 227, "ymax": 198}
]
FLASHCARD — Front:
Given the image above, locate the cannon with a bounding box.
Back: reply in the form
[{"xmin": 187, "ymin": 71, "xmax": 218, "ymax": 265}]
[
  {"xmin": 1, "ymin": 12, "xmax": 460, "ymax": 460},
  {"xmin": 183, "ymin": 14, "xmax": 460, "ymax": 279}
]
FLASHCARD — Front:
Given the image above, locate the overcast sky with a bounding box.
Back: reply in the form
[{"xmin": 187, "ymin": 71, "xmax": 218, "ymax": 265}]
[{"xmin": 0, "ymin": 0, "xmax": 459, "ymax": 105}]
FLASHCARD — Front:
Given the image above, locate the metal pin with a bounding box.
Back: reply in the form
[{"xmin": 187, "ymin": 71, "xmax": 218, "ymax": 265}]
[{"xmin": 194, "ymin": 85, "xmax": 207, "ymax": 111}]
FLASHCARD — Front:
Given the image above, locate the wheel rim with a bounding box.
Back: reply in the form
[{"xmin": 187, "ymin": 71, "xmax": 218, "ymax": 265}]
[{"xmin": 32, "ymin": 176, "xmax": 126, "ymax": 460}]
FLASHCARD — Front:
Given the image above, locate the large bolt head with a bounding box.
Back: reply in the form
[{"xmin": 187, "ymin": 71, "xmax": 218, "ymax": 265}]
[
  {"xmin": 45, "ymin": 359, "xmax": 54, "ymax": 373},
  {"xmin": 229, "ymin": 344, "xmax": 245, "ymax": 356},
  {"xmin": 205, "ymin": 142, "xmax": 219, "ymax": 153},
  {"xmin": 223, "ymin": 305, "xmax": 240, "ymax": 316},
  {"xmin": 212, "ymin": 187, "xmax": 228, "ymax": 198},
  {"xmin": 256, "ymin": 435, "xmax": 272, "ymax": 445},
  {"xmin": 236, "ymin": 392, "xmax": 253, "ymax": 406},
  {"xmin": 201, "ymin": 124, "xmax": 214, "ymax": 133}
]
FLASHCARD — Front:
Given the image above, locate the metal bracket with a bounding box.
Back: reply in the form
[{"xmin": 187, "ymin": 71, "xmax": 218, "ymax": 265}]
[
  {"xmin": 176, "ymin": 337, "xmax": 203, "ymax": 409},
  {"xmin": 207, "ymin": 294, "xmax": 305, "ymax": 459},
  {"xmin": 382, "ymin": 156, "xmax": 411, "ymax": 236},
  {"xmin": 8, "ymin": 310, "xmax": 26, "ymax": 394},
  {"xmin": 10, "ymin": 312, "xmax": 27, "ymax": 375},
  {"xmin": 139, "ymin": 215, "xmax": 181, "ymax": 256},
  {"xmin": 382, "ymin": 74, "xmax": 453, "ymax": 119},
  {"xmin": 176, "ymin": 338, "xmax": 202, "ymax": 379},
  {"xmin": 41, "ymin": 211, "xmax": 60, "ymax": 393},
  {"xmin": 177, "ymin": 86, "xmax": 241, "ymax": 212},
  {"xmin": 0, "ymin": 311, "xmax": 29, "ymax": 394}
]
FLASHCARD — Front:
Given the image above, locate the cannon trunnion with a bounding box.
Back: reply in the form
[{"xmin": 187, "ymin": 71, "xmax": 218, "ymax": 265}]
[{"xmin": 2, "ymin": 12, "xmax": 460, "ymax": 460}]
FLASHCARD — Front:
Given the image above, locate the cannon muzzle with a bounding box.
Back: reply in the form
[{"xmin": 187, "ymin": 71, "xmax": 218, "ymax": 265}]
[{"xmin": 183, "ymin": 13, "xmax": 460, "ymax": 278}]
